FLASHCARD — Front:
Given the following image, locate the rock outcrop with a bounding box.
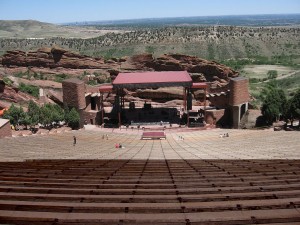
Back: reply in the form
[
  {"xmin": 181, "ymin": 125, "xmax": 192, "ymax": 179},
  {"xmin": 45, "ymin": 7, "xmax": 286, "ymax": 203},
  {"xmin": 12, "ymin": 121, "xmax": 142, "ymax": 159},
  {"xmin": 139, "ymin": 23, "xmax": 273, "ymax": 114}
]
[
  {"xmin": 2, "ymin": 47, "xmax": 108, "ymax": 69},
  {"xmin": 133, "ymin": 53, "xmax": 239, "ymax": 81},
  {"xmin": 0, "ymin": 47, "xmax": 240, "ymax": 107},
  {"xmin": 0, "ymin": 79, "xmax": 35, "ymax": 104},
  {"xmin": 1, "ymin": 47, "xmax": 238, "ymax": 83}
]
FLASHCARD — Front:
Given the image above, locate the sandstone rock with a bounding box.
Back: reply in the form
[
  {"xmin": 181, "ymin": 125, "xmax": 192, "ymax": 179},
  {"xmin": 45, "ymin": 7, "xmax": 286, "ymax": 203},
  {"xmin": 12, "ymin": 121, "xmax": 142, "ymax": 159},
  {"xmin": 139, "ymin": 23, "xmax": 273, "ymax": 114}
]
[
  {"xmin": 2, "ymin": 47, "xmax": 105, "ymax": 69},
  {"xmin": 1, "ymin": 47, "xmax": 242, "ymax": 106},
  {"xmin": 134, "ymin": 87, "xmax": 183, "ymax": 101},
  {"xmin": 0, "ymin": 83, "xmax": 35, "ymax": 103},
  {"xmin": 190, "ymin": 73, "xmax": 206, "ymax": 82},
  {"xmin": 140, "ymin": 54, "xmax": 239, "ymax": 82}
]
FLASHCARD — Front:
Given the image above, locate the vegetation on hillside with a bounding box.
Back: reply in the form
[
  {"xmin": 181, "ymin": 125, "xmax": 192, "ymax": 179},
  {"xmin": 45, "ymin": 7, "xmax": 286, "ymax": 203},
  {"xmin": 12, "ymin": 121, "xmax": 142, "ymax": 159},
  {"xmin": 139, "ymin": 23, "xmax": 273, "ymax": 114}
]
[
  {"xmin": 18, "ymin": 83, "xmax": 39, "ymax": 98},
  {"xmin": 3, "ymin": 101, "xmax": 80, "ymax": 130},
  {"xmin": 1, "ymin": 26, "xmax": 299, "ymax": 63}
]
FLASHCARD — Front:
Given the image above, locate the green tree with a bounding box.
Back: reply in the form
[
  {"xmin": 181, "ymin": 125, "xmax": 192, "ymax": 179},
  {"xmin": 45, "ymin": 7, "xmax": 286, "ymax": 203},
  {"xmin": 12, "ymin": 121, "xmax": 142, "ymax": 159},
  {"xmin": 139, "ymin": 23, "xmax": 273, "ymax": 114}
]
[
  {"xmin": 20, "ymin": 113, "xmax": 32, "ymax": 130},
  {"xmin": 39, "ymin": 104, "xmax": 53, "ymax": 129},
  {"xmin": 3, "ymin": 104, "xmax": 25, "ymax": 130},
  {"xmin": 261, "ymin": 82, "xmax": 287, "ymax": 125},
  {"xmin": 289, "ymin": 89, "xmax": 300, "ymax": 126},
  {"xmin": 27, "ymin": 100, "xmax": 40, "ymax": 128},
  {"xmin": 51, "ymin": 104, "xmax": 65, "ymax": 126},
  {"xmin": 65, "ymin": 108, "xmax": 80, "ymax": 129},
  {"xmin": 39, "ymin": 103, "xmax": 65, "ymax": 129}
]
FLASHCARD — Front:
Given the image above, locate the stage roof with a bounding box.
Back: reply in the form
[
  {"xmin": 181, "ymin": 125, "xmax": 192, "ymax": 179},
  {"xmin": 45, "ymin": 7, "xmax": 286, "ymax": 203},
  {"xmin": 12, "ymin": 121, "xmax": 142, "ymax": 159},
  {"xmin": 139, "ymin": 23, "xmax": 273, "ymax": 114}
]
[
  {"xmin": 113, "ymin": 71, "xmax": 192, "ymax": 89},
  {"xmin": 191, "ymin": 82, "xmax": 208, "ymax": 89},
  {"xmin": 99, "ymin": 85, "xmax": 113, "ymax": 93}
]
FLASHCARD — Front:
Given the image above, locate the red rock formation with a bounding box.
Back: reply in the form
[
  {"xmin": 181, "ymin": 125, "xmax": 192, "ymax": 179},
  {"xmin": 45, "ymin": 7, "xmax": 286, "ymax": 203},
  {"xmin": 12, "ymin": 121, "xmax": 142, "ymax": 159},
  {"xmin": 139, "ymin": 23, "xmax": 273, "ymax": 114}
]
[
  {"xmin": 0, "ymin": 47, "xmax": 240, "ymax": 107},
  {"xmin": 0, "ymin": 80, "xmax": 35, "ymax": 103},
  {"xmin": 1, "ymin": 48, "xmax": 238, "ymax": 82},
  {"xmin": 2, "ymin": 47, "xmax": 108, "ymax": 69},
  {"xmin": 133, "ymin": 54, "xmax": 239, "ymax": 81}
]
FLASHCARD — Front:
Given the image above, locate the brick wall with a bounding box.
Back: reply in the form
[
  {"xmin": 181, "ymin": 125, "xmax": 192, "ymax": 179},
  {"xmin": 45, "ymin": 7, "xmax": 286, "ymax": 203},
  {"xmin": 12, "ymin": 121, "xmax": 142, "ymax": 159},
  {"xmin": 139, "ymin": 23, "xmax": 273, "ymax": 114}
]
[
  {"xmin": 0, "ymin": 119, "xmax": 12, "ymax": 138},
  {"xmin": 62, "ymin": 78, "xmax": 86, "ymax": 109},
  {"xmin": 229, "ymin": 78, "xmax": 249, "ymax": 106}
]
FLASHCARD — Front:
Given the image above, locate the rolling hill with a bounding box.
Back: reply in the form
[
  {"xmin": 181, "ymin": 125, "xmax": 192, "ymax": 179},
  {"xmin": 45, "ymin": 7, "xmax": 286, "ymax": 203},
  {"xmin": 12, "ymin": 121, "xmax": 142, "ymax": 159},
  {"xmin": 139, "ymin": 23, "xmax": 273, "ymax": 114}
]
[
  {"xmin": 1, "ymin": 24, "xmax": 299, "ymax": 64},
  {"xmin": 0, "ymin": 20, "xmax": 126, "ymax": 39}
]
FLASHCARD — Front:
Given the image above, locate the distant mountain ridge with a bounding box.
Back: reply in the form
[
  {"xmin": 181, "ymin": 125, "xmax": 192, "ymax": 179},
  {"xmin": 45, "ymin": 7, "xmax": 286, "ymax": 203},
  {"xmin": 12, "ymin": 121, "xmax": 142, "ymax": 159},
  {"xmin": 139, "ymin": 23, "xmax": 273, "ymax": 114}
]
[
  {"xmin": 65, "ymin": 14, "xmax": 300, "ymax": 27},
  {"xmin": 0, "ymin": 20, "xmax": 124, "ymax": 39},
  {"xmin": 1, "ymin": 25, "xmax": 299, "ymax": 61},
  {"xmin": 0, "ymin": 16, "xmax": 299, "ymax": 61},
  {"xmin": 0, "ymin": 20, "xmax": 61, "ymax": 38}
]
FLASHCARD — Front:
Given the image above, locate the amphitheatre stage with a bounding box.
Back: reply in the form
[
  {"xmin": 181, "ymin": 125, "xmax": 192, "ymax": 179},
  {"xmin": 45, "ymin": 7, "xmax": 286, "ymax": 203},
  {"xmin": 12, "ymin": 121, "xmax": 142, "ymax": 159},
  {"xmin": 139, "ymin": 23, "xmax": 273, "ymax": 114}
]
[{"xmin": 0, "ymin": 128, "xmax": 300, "ymax": 224}]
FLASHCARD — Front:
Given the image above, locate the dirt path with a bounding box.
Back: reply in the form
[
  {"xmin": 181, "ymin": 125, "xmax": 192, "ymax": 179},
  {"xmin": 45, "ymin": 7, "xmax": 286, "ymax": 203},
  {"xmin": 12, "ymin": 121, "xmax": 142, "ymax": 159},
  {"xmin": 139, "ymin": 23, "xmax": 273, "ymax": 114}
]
[
  {"xmin": 260, "ymin": 69, "xmax": 300, "ymax": 83},
  {"xmin": 275, "ymin": 69, "xmax": 300, "ymax": 80}
]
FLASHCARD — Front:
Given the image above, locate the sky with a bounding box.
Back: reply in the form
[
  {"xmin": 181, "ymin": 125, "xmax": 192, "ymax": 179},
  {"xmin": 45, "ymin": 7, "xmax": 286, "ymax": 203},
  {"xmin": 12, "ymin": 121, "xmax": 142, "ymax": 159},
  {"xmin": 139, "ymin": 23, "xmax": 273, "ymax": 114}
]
[{"xmin": 0, "ymin": 0, "xmax": 299, "ymax": 24}]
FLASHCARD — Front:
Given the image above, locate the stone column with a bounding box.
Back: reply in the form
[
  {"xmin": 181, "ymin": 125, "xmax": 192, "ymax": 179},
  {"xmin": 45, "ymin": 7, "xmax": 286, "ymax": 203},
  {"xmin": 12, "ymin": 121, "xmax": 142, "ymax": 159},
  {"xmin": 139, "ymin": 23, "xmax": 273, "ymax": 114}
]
[{"xmin": 232, "ymin": 105, "xmax": 241, "ymax": 129}]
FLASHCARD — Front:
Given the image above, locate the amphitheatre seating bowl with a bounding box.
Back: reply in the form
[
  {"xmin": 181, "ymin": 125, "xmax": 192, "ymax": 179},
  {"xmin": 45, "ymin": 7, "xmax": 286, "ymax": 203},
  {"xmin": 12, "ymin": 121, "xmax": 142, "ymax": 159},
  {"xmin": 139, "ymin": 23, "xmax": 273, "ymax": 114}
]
[{"xmin": 0, "ymin": 129, "xmax": 300, "ymax": 224}]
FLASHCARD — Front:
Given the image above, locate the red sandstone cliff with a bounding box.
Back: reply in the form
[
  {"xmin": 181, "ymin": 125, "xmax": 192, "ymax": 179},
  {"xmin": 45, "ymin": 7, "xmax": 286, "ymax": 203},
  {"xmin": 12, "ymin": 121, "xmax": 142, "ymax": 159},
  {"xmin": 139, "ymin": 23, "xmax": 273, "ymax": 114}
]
[
  {"xmin": 131, "ymin": 53, "xmax": 239, "ymax": 81},
  {"xmin": 1, "ymin": 47, "xmax": 238, "ymax": 83},
  {"xmin": 2, "ymin": 47, "xmax": 108, "ymax": 69},
  {"xmin": 0, "ymin": 79, "xmax": 36, "ymax": 105},
  {"xmin": 0, "ymin": 47, "xmax": 239, "ymax": 107}
]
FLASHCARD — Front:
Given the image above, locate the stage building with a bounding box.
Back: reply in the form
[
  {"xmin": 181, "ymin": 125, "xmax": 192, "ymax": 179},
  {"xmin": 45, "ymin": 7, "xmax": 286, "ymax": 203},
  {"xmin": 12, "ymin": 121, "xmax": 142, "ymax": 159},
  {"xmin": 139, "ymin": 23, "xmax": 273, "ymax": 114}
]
[{"xmin": 62, "ymin": 71, "xmax": 249, "ymax": 129}]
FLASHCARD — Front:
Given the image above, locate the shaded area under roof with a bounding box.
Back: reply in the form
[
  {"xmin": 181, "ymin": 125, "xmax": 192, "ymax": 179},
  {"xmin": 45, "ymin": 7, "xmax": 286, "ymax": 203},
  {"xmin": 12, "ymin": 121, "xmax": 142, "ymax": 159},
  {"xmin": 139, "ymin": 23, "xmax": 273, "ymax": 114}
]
[{"xmin": 113, "ymin": 71, "xmax": 192, "ymax": 89}]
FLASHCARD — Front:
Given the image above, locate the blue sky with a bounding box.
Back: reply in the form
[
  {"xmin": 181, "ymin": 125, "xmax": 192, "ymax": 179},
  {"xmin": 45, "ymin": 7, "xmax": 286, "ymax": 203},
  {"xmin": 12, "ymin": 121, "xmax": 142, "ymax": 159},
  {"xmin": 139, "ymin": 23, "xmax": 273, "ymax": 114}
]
[{"xmin": 0, "ymin": 0, "xmax": 299, "ymax": 23}]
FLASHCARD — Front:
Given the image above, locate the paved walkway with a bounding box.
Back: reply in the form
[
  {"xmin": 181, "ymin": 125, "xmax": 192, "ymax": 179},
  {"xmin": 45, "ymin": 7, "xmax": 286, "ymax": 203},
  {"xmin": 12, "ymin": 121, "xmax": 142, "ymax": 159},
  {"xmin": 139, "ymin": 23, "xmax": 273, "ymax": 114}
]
[{"xmin": 1, "ymin": 128, "xmax": 299, "ymax": 161}]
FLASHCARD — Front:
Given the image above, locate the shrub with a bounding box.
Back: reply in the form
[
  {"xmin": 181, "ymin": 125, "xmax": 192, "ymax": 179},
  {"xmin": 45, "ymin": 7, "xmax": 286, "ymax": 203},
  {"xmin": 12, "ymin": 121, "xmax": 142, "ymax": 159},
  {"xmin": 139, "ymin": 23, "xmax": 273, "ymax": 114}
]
[
  {"xmin": 18, "ymin": 83, "xmax": 39, "ymax": 98},
  {"xmin": 3, "ymin": 77, "xmax": 13, "ymax": 86},
  {"xmin": 267, "ymin": 70, "xmax": 278, "ymax": 79},
  {"xmin": 88, "ymin": 80, "xmax": 97, "ymax": 85},
  {"xmin": 249, "ymin": 78, "xmax": 259, "ymax": 83},
  {"xmin": 55, "ymin": 74, "xmax": 69, "ymax": 83}
]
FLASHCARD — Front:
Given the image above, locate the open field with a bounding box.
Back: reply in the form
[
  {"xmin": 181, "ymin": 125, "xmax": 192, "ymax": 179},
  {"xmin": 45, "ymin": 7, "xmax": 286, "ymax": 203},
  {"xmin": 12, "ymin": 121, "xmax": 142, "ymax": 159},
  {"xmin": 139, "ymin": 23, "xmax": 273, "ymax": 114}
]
[
  {"xmin": 0, "ymin": 128, "xmax": 299, "ymax": 224},
  {"xmin": 241, "ymin": 65, "xmax": 297, "ymax": 79},
  {"xmin": 239, "ymin": 64, "xmax": 300, "ymax": 102},
  {"xmin": 249, "ymin": 71, "xmax": 300, "ymax": 98}
]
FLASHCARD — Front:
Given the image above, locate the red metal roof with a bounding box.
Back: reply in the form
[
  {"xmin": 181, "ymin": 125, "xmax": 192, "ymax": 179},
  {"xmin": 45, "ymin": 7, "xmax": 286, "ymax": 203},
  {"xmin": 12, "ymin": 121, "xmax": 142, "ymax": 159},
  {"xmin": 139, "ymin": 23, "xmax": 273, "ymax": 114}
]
[
  {"xmin": 191, "ymin": 82, "xmax": 208, "ymax": 89},
  {"xmin": 113, "ymin": 71, "xmax": 192, "ymax": 89},
  {"xmin": 99, "ymin": 85, "xmax": 113, "ymax": 93}
]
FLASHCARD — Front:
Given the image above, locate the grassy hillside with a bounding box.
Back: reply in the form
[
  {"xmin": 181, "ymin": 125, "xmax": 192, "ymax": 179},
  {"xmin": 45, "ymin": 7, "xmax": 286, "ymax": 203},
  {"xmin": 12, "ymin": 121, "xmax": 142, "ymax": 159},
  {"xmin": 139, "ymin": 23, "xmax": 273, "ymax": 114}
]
[
  {"xmin": 0, "ymin": 20, "xmax": 126, "ymax": 39},
  {"xmin": 1, "ymin": 25, "xmax": 299, "ymax": 64}
]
